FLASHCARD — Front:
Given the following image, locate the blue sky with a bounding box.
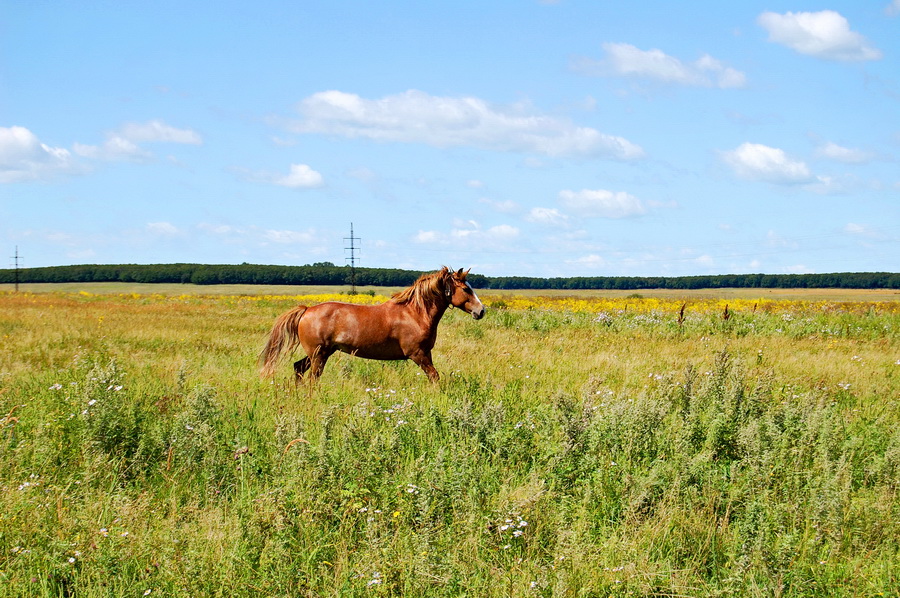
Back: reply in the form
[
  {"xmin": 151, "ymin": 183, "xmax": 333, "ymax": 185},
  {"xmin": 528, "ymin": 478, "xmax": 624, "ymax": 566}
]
[{"xmin": 3, "ymin": 1, "xmax": 898, "ymax": 277}]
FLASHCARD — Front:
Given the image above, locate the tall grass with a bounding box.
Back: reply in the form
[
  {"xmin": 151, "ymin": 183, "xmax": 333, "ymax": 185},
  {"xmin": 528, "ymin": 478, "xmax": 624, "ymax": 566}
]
[{"xmin": 0, "ymin": 290, "xmax": 898, "ymax": 596}]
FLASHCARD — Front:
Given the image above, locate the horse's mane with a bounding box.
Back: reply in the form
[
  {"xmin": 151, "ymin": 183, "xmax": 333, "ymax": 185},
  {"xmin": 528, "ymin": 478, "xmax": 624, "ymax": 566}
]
[{"xmin": 391, "ymin": 267, "xmax": 450, "ymax": 310}]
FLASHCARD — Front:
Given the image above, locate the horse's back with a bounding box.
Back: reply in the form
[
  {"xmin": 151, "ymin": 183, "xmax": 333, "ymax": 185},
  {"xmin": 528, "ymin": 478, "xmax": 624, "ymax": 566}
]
[
  {"xmin": 299, "ymin": 301, "xmax": 411, "ymax": 359},
  {"xmin": 301, "ymin": 301, "xmax": 393, "ymax": 340}
]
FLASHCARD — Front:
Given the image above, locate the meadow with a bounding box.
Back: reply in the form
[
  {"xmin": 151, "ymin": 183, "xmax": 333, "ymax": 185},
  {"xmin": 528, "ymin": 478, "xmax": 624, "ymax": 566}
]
[{"xmin": 1, "ymin": 287, "xmax": 898, "ymax": 597}]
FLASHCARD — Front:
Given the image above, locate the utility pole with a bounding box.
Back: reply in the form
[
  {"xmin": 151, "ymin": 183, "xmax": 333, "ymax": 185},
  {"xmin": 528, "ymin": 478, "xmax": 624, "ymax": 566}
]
[
  {"xmin": 344, "ymin": 223, "xmax": 361, "ymax": 294},
  {"xmin": 11, "ymin": 246, "xmax": 21, "ymax": 293}
]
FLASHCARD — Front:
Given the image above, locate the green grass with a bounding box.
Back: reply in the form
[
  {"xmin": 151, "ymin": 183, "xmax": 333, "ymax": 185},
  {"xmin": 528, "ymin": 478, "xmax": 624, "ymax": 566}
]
[{"xmin": 1, "ymin": 290, "xmax": 898, "ymax": 596}]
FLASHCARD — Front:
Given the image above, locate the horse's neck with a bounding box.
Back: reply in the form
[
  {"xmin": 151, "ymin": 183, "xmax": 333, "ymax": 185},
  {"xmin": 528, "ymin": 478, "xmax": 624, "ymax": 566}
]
[{"xmin": 419, "ymin": 299, "xmax": 450, "ymax": 330}]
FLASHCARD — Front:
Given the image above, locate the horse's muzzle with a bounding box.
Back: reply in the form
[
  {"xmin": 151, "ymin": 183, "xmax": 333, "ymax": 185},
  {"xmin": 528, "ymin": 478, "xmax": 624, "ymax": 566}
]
[{"xmin": 472, "ymin": 307, "xmax": 486, "ymax": 320}]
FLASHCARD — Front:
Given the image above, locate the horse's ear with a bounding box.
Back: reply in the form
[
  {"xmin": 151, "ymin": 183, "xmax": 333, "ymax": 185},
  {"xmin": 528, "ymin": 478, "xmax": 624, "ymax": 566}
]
[{"xmin": 441, "ymin": 267, "xmax": 454, "ymax": 286}]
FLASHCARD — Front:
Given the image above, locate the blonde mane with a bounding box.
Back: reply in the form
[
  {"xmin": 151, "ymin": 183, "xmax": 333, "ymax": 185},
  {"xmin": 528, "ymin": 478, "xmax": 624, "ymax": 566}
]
[{"xmin": 391, "ymin": 268, "xmax": 450, "ymax": 310}]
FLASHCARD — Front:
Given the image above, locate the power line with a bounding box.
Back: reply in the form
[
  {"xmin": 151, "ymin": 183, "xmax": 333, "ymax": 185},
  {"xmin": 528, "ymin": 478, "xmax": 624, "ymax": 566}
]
[
  {"xmin": 344, "ymin": 223, "xmax": 361, "ymax": 294},
  {"xmin": 10, "ymin": 246, "xmax": 22, "ymax": 292}
]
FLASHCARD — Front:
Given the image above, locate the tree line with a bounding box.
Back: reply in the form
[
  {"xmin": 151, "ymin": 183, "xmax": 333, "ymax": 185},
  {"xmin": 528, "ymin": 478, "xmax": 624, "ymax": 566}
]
[
  {"xmin": 0, "ymin": 263, "xmax": 452, "ymax": 288},
  {"xmin": 0, "ymin": 263, "xmax": 897, "ymax": 290},
  {"xmin": 486, "ymin": 271, "xmax": 900, "ymax": 290}
]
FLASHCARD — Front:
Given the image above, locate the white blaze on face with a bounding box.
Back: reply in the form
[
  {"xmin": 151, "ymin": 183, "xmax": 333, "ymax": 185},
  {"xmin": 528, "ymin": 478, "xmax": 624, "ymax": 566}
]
[{"xmin": 466, "ymin": 282, "xmax": 486, "ymax": 319}]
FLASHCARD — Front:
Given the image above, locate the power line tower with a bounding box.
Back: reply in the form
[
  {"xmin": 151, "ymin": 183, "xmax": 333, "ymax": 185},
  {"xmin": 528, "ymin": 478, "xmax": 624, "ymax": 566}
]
[
  {"xmin": 344, "ymin": 223, "xmax": 361, "ymax": 294},
  {"xmin": 10, "ymin": 246, "xmax": 21, "ymax": 293}
]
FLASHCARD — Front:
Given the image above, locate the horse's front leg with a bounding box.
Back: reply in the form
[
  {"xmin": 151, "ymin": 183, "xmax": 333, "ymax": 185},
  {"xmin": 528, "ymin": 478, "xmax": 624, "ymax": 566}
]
[{"xmin": 410, "ymin": 350, "xmax": 439, "ymax": 383}]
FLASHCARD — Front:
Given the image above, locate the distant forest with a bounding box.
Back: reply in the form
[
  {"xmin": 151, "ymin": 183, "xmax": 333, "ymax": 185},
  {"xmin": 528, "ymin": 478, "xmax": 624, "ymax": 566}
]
[{"xmin": 1, "ymin": 263, "xmax": 898, "ymax": 290}]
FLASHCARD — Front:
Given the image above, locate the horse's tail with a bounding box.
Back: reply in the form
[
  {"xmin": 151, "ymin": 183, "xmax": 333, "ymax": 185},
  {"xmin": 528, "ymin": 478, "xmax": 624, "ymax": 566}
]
[{"xmin": 259, "ymin": 305, "xmax": 308, "ymax": 377}]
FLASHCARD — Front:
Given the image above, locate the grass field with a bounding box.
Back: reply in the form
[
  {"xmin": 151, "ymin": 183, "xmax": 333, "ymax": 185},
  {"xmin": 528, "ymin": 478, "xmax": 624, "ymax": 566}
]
[
  {"xmin": 1, "ymin": 287, "xmax": 898, "ymax": 596},
  {"xmin": 2, "ymin": 282, "xmax": 899, "ymax": 302}
]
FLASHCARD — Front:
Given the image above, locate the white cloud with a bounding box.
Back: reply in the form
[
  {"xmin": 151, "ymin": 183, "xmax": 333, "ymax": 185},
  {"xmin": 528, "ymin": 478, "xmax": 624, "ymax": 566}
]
[
  {"xmin": 558, "ymin": 189, "xmax": 647, "ymax": 218},
  {"xmin": 758, "ymin": 10, "xmax": 882, "ymax": 61},
  {"xmin": 414, "ymin": 230, "xmax": 441, "ymax": 244},
  {"xmin": 74, "ymin": 136, "xmax": 150, "ymax": 161},
  {"xmin": 888, "ymin": 0, "xmax": 900, "ymax": 17},
  {"xmin": 414, "ymin": 222, "xmax": 520, "ymax": 246},
  {"xmin": 275, "ymin": 164, "xmax": 325, "ymax": 188},
  {"xmin": 803, "ymin": 174, "xmax": 852, "ymax": 195},
  {"xmin": 481, "ymin": 198, "xmax": 520, "ymax": 214},
  {"xmin": 0, "ymin": 126, "xmax": 78, "ymax": 182},
  {"xmin": 286, "ymin": 89, "xmax": 644, "ymax": 160},
  {"xmin": 844, "ymin": 223, "xmax": 891, "ymax": 240},
  {"xmin": 845, "ymin": 223, "xmax": 871, "ymax": 236},
  {"xmin": 483, "ymin": 224, "xmax": 519, "ymax": 240},
  {"xmin": 240, "ymin": 163, "xmax": 325, "ymax": 189},
  {"xmin": 527, "ymin": 207, "xmax": 569, "ymax": 227},
  {"xmin": 146, "ymin": 222, "xmax": 181, "ymax": 236},
  {"xmin": 814, "ymin": 141, "xmax": 873, "ymax": 164},
  {"xmin": 271, "ymin": 136, "xmax": 297, "ymax": 147},
  {"xmin": 119, "ymin": 120, "xmax": 202, "ymax": 145},
  {"xmin": 573, "ymin": 43, "xmax": 746, "ymax": 89},
  {"xmin": 73, "ymin": 120, "xmax": 202, "ymax": 162},
  {"xmin": 568, "ymin": 254, "xmax": 608, "ymax": 268},
  {"xmin": 721, "ymin": 143, "xmax": 813, "ymax": 184},
  {"xmin": 694, "ymin": 255, "xmax": 715, "ymax": 268},
  {"xmin": 198, "ymin": 223, "xmax": 239, "ymax": 236},
  {"xmin": 263, "ymin": 228, "xmax": 317, "ymax": 244},
  {"xmin": 198, "ymin": 222, "xmax": 322, "ymax": 247}
]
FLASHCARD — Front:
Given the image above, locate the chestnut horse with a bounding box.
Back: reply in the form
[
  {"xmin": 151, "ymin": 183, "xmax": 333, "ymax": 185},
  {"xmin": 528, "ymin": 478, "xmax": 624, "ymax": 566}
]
[{"xmin": 259, "ymin": 267, "xmax": 485, "ymax": 383}]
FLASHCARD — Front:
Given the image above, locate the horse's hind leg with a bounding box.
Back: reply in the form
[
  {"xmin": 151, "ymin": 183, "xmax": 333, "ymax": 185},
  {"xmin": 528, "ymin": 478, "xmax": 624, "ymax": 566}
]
[
  {"xmin": 308, "ymin": 348, "xmax": 334, "ymax": 383},
  {"xmin": 294, "ymin": 346, "xmax": 334, "ymax": 384},
  {"xmin": 293, "ymin": 356, "xmax": 312, "ymax": 383}
]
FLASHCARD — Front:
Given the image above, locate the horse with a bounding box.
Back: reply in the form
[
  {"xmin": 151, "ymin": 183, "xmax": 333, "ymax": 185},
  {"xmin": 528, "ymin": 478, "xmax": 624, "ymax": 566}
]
[{"xmin": 259, "ymin": 267, "xmax": 486, "ymax": 383}]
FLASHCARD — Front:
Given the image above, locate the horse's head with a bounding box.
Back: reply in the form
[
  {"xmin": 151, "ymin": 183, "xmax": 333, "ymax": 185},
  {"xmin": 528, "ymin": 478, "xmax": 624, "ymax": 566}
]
[{"xmin": 445, "ymin": 267, "xmax": 486, "ymax": 320}]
